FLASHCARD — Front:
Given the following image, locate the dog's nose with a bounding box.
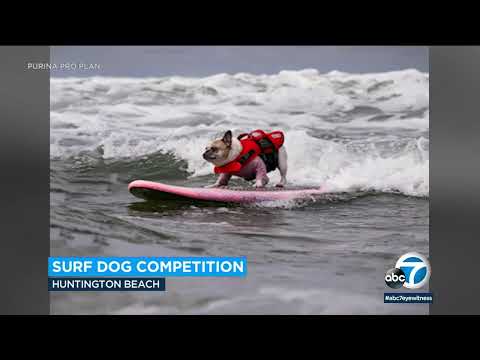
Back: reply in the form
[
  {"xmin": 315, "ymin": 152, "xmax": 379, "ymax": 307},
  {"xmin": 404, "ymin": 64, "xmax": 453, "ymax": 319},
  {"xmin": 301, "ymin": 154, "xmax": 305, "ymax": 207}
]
[{"xmin": 202, "ymin": 152, "xmax": 209, "ymax": 160}]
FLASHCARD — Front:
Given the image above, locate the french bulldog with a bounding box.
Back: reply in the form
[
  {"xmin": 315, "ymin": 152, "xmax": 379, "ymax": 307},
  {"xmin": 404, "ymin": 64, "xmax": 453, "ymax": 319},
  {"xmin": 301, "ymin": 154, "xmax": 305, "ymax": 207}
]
[{"xmin": 202, "ymin": 130, "xmax": 288, "ymax": 188}]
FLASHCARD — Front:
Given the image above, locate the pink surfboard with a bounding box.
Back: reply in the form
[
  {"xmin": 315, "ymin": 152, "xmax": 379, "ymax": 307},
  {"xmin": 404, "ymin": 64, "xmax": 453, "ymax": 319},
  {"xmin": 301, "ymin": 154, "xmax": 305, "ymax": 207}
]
[{"xmin": 128, "ymin": 180, "xmax": 325, "ymax": 203}]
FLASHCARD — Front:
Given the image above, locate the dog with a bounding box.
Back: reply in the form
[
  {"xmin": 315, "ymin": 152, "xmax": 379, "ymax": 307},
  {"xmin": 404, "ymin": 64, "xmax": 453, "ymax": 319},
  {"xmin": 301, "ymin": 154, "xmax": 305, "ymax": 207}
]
[{"xmin": 202, "ymin": 130, "xmax": 288, "ymax": 188}]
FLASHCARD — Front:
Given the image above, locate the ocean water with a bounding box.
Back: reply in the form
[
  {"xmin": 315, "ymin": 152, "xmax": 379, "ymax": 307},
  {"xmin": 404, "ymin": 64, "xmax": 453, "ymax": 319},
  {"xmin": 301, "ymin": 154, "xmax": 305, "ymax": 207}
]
[{"xmin": 50, "ymin": 69, "xmax": 429, "ymax": 314}]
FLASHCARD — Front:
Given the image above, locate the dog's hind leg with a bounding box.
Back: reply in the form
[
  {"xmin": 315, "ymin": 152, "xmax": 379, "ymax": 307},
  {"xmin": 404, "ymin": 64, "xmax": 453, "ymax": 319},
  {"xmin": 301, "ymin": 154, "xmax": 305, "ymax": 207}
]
[{"xmin": 276, "ymin": 147, "xmax": 288, "ymax": 187}]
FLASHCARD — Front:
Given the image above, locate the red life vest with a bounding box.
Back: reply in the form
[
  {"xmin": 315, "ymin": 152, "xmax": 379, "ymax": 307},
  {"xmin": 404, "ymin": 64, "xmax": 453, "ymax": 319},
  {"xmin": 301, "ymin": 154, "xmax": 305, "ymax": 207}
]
[{"xmin": 214, "ymin": 129, "xmax": 285, "ymax": 174}]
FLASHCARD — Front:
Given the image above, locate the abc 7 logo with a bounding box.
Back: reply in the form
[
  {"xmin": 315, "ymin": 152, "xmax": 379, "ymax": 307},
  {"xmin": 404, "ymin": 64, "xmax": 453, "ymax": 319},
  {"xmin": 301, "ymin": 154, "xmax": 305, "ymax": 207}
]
[
  {"xmin": 385, "ymin": 268, "xmax": 406, "ymax": 289},
  {"xmin": 385, "ymin": 252, "xmax": 431, "ymax": 289}
]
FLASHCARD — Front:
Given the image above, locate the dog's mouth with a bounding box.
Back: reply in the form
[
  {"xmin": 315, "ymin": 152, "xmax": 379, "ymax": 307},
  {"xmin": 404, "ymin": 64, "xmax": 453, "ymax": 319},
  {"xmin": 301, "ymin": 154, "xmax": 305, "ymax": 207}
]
[{"xmin": 203, "ymin": 153, "xmax": 217, "ymax": 161}]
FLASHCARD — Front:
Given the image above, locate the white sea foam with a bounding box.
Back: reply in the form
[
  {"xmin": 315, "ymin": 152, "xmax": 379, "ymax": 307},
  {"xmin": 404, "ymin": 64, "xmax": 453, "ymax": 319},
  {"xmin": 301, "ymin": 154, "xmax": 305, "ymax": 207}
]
[{"xmin": 50, "ymin": 69, "xmax": 429, "ymax": 197}]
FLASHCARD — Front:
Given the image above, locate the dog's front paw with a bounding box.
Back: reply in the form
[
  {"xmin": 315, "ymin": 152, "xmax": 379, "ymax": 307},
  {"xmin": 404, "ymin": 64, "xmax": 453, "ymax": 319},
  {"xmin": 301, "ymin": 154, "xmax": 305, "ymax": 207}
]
[
  {"xmin": 255, "ymin": 176, "xmax": 269, "ymax": 188},
  {"xmin": 255, "ymin": 180, "xmax": 268, "ymax": 188}
]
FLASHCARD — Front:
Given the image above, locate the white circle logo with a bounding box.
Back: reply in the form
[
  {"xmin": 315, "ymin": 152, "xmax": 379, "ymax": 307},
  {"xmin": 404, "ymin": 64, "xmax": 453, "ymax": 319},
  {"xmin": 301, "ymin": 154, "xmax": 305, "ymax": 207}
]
[{"xmin": 395, "ymin": 252, "xmax": 430, "ymax": 289}]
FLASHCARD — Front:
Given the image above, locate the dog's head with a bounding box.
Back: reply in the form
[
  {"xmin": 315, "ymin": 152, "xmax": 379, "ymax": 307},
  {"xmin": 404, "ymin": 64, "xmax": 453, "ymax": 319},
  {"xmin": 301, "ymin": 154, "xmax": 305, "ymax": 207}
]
[{"xmin": 203, "ymin": 130, "xmax": 235, "ymax": 166}]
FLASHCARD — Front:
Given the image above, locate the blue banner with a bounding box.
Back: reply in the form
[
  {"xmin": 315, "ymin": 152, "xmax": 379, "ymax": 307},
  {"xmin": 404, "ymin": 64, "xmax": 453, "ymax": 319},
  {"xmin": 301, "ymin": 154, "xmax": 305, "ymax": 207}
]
[{"xmin": 48, "ymin": 257, "xmax": 247, "ymax": 277}]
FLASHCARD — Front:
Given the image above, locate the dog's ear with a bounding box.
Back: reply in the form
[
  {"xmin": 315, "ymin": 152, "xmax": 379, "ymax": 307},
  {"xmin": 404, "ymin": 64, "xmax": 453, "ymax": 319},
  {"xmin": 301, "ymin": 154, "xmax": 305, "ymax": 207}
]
[{"xmin": 222, "ymin": 130, "xmax": 232, "ymax": 147}]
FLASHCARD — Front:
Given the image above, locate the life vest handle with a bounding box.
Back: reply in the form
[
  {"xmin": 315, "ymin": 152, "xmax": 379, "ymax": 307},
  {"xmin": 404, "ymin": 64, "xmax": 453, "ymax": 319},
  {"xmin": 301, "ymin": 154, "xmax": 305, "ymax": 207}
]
[{"xmin": 238, "ymin": 130, "xmax": 278, "ymax": 152}]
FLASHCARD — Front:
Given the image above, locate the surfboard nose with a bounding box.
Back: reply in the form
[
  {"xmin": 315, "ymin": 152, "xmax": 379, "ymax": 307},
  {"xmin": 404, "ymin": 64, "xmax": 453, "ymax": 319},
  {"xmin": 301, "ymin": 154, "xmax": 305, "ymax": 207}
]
[{"xmin": 128, "ymin": 180, "xmax": 147, "ymax": 191}]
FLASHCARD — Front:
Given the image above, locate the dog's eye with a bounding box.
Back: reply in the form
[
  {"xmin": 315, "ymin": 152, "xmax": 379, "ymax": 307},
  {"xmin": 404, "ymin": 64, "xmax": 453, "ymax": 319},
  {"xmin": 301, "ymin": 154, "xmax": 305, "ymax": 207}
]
[{"xmin": 211, "ymin": 147, "xmax": 217, "ymax": 151}]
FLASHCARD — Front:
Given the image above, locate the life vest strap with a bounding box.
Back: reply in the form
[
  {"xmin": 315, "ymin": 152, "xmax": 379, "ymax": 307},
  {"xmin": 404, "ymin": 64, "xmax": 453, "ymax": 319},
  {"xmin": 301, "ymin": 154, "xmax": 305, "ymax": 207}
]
[{"xmin": 237, "ymin": 149, "xmax": 256, "ymax": 165}]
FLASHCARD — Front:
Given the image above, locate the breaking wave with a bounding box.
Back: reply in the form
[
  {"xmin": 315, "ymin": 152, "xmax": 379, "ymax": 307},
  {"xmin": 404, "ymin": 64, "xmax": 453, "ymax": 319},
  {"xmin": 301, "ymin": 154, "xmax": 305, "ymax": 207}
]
[{"xmin": 50, "ymin": 69, "xmax": 429, "ymax": 197}]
